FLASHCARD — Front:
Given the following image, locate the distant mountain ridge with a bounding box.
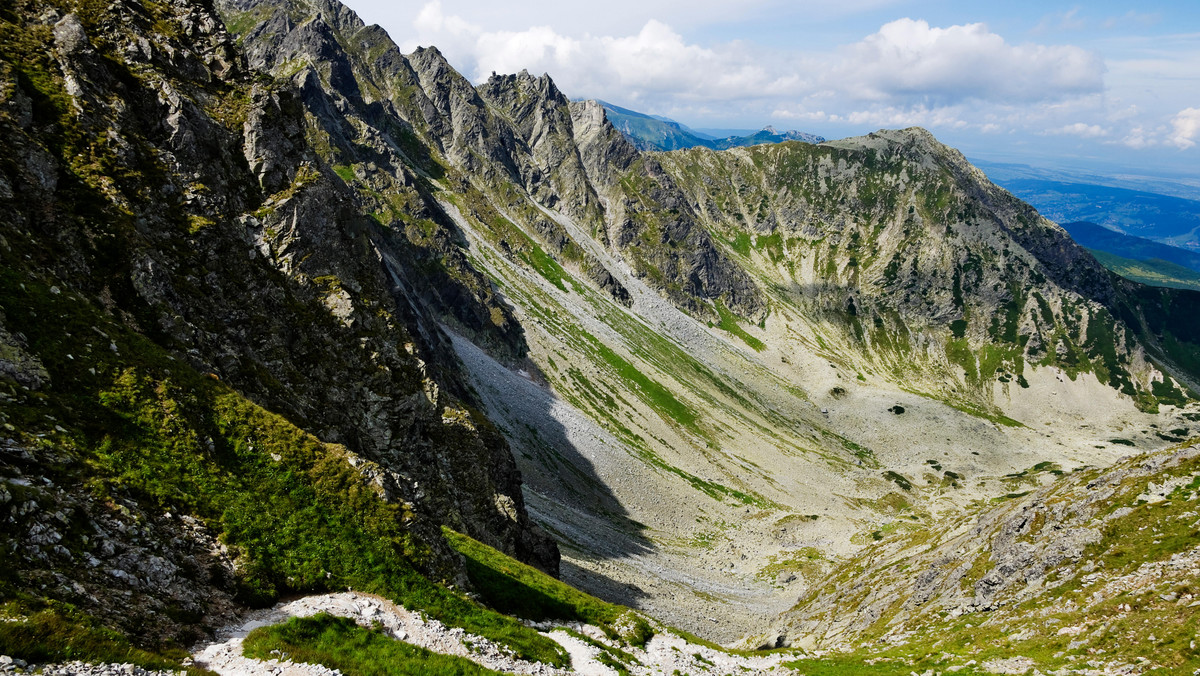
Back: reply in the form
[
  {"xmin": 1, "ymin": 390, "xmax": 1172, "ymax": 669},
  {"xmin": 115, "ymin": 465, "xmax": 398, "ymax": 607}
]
[
  {"xmin": 1059, "ymin": 221, "xmax": 1200, "ymax": 291},
  {"xmin": 595, "ymin": 99, "xmax": 824, "ymax": 151}
]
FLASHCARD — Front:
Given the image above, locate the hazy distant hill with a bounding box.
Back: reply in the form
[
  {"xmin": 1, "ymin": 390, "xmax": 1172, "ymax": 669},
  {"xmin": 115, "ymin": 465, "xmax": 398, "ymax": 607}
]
[
  {"xmin": 597, "ymin": 100, "xmax": 824, "ymax": 151},
  {"xmin": 1087, "ymin": 250, "xmax": 1200, "ymax": 291},
  {"xmin": 1062, "ymin": 221, "xmax": 1200, "ymax": 272}
]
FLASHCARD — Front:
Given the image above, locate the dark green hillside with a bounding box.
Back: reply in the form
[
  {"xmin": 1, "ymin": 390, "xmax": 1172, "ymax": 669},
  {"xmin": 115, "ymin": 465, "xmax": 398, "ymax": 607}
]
[
  {"xmin": 1089, "ymin": 249, "xmax": 1200, "ymax": 291},
  {"xmin": 1065, "ymin": 221, "xmax": 1200, "ymax": 272}
]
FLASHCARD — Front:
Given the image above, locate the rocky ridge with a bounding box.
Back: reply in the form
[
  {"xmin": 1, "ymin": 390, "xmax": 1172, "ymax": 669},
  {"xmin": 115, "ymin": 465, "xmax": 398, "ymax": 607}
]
[{"xmin": 656, "ymin": 129, "xmax": 1190, "ymax": 410}]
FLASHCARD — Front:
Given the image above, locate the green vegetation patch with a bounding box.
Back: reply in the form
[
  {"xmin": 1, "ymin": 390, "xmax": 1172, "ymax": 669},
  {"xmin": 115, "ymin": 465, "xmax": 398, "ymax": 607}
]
[
  {"xmin": 587, "ymin": 335, "xmax": 698, "ymax": 431},
  {"xmin": 0, "ymin": 599, "xmax": 206, "ymax": 674},
  {"xmin": 562, "ymin": 628, "xmax": 641, "ymax": 675},
  {"xmin": 443, "ymin": 528, "xmax": 637, "ymax": 640},
  {"xmin": 714, "ymin": 301, "xmax": 766, "ymax": 352},
  {"xmin": 521, "ymin": 242, "xmax": 573, "ymax": 292},
  {"xmin": 0, "ymin": 270, "xmax": 563, "ymax": 667},
  {"xmin": 757, "ymin": 547, "xmax": 825, "ymax": 582},
  {"xmin": 243, "ymin": 613, "xmax": 504, "ymax": 676},
  {"xmin": 882, "ymin": 471, "xmax": 912, "ymax": 492}
]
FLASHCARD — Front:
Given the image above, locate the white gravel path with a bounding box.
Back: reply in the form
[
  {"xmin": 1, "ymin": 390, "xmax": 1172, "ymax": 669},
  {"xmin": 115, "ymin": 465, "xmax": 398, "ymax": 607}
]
[
  {"xmin": 190, "ymin": 592, "xmax": 568, "ymax": 675},
  {"xmin": 188, "ymin": 592, "xmax": 800, "ymax": 676}
]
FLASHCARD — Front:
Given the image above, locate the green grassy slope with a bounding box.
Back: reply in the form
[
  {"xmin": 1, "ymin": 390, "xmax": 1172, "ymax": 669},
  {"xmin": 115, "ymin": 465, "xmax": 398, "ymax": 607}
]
[
  {"xmin": 1089, "ymin": 249, "xmax": 1200, "ymax": 291},
  {"xmin": 779, "ymin": 436, "xmax": 1200, "ymax": 674},
  {"xmin": 244, "ymin": 615, "xmax": 506, "ymax": 676},
  {"xmin": 0, "ymin": 269, "xmax": 567, "ymax": 667}
]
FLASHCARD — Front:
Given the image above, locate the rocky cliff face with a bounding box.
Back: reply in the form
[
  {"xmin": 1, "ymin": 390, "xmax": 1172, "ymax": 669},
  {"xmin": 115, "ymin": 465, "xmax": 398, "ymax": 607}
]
[{"xmin": 0, "ymin": 0, "xmax": 556, "ymax": 646}]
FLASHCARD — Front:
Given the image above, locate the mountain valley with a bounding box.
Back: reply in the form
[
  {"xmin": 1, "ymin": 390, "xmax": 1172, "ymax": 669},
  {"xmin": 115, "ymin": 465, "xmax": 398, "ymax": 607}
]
[{"xmin": 3, "ymin": 0, "xmax": 1200, "ymax": 673}]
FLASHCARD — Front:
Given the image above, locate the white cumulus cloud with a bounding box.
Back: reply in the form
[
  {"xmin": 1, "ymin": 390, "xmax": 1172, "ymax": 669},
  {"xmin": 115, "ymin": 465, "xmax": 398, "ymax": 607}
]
[
  {"xmin": 828, "ymin": 19, "xmax": 1104, "ymax": 105},
  {"xmin": 391, "ymin": 3, "xmax": 1138, "ymax": 147},
  {"xmin": 1051, "ymin": 122, "xmax": 1109, "ymax": 138},
  {"xmin": 404, "ymin": 2, "xmax": 798, "ymax": 103},
  {"xmin": 1168, "ymin": 108, "xmax": 1200, "ymax": 149},
  {"xmin": 403, "ymin": 5, "xmax": 1103, "ymax": 111}
]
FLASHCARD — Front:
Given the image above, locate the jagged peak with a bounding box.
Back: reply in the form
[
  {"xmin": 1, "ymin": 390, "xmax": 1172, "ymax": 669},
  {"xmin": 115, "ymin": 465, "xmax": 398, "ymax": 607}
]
[
  {"xmin": 411, "ymin": 44, "xmax": 446, "ymax": 59},
  {"xmin": 406, "ymin": 44, "xmax": 479, "ymax": 98},
  {"xmin": 408, "ymin": 44, "xmax": 453, "ymax": 72},
  {"xmin": 483, "ymin": 68, "xmax": 566, "ymax": 107},
  {"xmin": 575, "ymin": 98, "xmax": 609, "ymax": 122}
]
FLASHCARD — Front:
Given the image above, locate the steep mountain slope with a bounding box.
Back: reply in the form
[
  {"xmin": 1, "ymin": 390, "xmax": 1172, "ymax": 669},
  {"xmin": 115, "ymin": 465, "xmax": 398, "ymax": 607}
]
[
  {"xmin": 0, "ymin": 0, "xmax": 559, "ymax": 654},
  {"xmin": 777, "ymin": 433, "xmax": 1200, "ymax": 674},
  {"xmin": 657, "ymin": 131, "xmax": 1200, "ymax": 409}
]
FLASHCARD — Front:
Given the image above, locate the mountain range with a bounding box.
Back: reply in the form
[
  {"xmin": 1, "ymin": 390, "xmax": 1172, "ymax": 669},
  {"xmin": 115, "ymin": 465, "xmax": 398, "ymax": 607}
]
[
  {"xmin": 2, "ymin": 0, "xmax": 1200, "ymax": 673},
  {"xmin": 597, "ymin": 100, "xmax": 825, "ymax": 151}
]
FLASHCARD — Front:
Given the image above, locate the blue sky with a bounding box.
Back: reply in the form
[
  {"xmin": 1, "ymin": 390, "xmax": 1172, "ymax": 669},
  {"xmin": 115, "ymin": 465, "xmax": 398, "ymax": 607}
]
[{"xmin": 341, "ymin": 0, "xmax": 1200, "ymax": 178}]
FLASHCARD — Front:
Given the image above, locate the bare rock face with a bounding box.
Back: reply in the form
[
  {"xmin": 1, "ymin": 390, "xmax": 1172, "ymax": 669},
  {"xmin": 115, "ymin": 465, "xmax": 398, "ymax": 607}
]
[
  {"xmin": 0, "ymin": 454, "xmax": 240, "ymax": 646},
  {"xmin": 242, "ymin": 85, "xmax": 306, "ymax": 193},
  {"xmin": 0, "ymin": 312, "xmax": 49, "ymax": 390}
]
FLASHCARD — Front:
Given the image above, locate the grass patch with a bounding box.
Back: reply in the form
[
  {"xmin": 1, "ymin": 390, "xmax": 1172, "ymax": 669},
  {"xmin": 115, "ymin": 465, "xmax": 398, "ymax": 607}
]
[
  {"xmin": 757, "ymin": 547, "xmax": 824, "ymax": 582},
  {"xmin": 715, "ymin": 301, "xmax": 766, "ymax": 352},
  {"xmin": 588, "ymin": 337, "xmax": 698, "ymax": 431},
  {"xmin": 519, "ymin": 243, "xmax": 571, "ymax": 293},
  {"xmin": 0, "ymin": 599, "xmax": 207, "ymax": 674},
  {"xmin": 942, "ymin": 399, "xmax": 1024, "ymax": 428},
  {"xmin": 243, "ymin": 614, "xmax": 504, "ymax": 675},
  {"xmin": 444, "ymin": 529, "xmax": 651, "ymax": 647}
]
